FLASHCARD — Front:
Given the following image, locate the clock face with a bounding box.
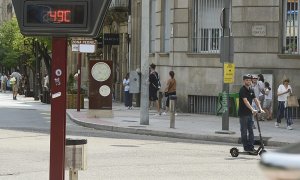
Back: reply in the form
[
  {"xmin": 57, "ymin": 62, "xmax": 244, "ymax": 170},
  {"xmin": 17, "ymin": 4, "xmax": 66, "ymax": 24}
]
[
  {"xmin": 99, "ymin": 85, "xmax": 111, "ymax": 97},
  {"xmin": 91, "ymin": 62, "xmax": 111, "ymax": 82}
]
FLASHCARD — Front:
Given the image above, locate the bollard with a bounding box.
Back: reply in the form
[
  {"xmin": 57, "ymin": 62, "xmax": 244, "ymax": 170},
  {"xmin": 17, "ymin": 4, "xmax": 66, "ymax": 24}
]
[
  {"xmin": 169, "ymin": 95, "xmax": 177, "ymax": 128},
  {"xmin": 65, "ymin": 138, "xmax": 87, "ymax": 180}
]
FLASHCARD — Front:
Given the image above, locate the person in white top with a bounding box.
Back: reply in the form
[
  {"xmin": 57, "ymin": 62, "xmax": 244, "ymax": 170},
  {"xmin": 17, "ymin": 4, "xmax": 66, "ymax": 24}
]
[
  {"xmin": 263, "ymin": 82, "xmax": 273, "ymax": 120},
  {"xmin": 123, "ymin": 73, "xmax": 132, "ymax": 109},
  {"xmin": 276, "ymin": 78, "xmax": 293, "ymax": 130},
  {"xmin": 257, "ymin": 74, "xmax": 265, "ymax": 101}
]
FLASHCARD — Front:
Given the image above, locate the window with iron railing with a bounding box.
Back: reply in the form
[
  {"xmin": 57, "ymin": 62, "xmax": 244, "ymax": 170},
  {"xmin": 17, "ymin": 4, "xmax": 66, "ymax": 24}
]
[
  {"xmin": 162, "ymin": 0, "xmax": 171, "ymax": 52},
  {"xmin": 283, "ymin": 0, "xmax": 300, "ymax": 54},
  {"xmin": 191, "ymin": 0, "xmax": 224, "ymax": 54},
  {"xmin": 150, "ymin": 0, "xmax": 156, "ymax": 53}
]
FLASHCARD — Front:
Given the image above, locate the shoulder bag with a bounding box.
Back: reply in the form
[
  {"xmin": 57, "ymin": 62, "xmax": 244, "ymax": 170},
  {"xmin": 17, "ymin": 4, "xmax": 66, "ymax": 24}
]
[{"xmin": 287, "ymin": 95, "xmax": 299, "ymax": 107}]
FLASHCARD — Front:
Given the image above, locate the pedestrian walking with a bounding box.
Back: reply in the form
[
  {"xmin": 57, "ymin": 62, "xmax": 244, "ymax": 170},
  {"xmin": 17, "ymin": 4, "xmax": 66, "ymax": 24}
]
[
  {"xmin": 1, "ymin": 73, "xmax": 8, "ymax": 93},
  {"xmin": 6, "ymin": 75, "xmax": 11, "ymax": 91},
  {"xmin": 123, "ymin": 73, "xmax": 133, "ymax": 109},
  {"xmin": 162, "ymin": 71, "xmax": 176, "ymax": 115},
  {"xmin": 149, "ymin": 63, "xmax": 161, "ymax": 116},
  {"xmin": 257, "ymin": 74, "xmax": 265, "ymax": 107},
  {"xmin": 238, "ymin": 74, "xmax": 264, "ymax": 152},
  {"xmin": 10, "ymin": 69, "xmax": 22, "ymax": 100},
  {"xmin": 263, "ymin": 82, "xmax": 273, "ymax": 120},
  {"xmin": 43, "ymin": 74, "xmax": 49, "ymax": 92},
  {"xmin": 251, "ymin": 74, "xmax": 265, "ymax": 122},
  {"xmin": 276, "ymin": 78, "xmax": 293, "ymax": 130}
]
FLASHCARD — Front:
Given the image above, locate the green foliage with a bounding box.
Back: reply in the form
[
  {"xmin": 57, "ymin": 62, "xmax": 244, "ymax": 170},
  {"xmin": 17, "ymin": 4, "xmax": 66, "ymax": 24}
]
[
  {"xmin": 67, "ymin": 73, "xmax": 85, "ymax": 94},
  {"xmin": 67, "ymin": 73, "xmax": 75, "ymax": 93},
  {"xmin": 0, "ymin": 17, "xmax": 22, "ymax": 68},
  {"xmin": 0, "ymin": 18, "xmax": 52, "ymax": 70}
]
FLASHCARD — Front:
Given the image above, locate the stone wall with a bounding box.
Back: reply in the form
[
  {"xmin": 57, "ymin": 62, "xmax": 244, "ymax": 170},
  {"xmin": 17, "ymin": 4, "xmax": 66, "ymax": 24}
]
[{"xmin": 137, "ymin": 0, "xmax": 300, "ymax": 113}]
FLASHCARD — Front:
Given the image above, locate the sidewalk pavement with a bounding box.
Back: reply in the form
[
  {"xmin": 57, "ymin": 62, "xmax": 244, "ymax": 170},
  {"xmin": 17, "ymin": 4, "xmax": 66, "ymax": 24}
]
[
  {"xmin": 66, "ymin": 98, "xmax": 300, "ymax": 147},
  {"xmin": 4, "ymin": 92, "xmax": 299, "ymax": 147}
]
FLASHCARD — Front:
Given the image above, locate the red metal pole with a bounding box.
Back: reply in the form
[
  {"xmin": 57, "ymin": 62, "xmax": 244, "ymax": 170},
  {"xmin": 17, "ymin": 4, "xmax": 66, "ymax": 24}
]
[
  {"xmin": 49, "ymin": 37, "xmax": 67, "ymax": 180},
  {"xmin": 77, "ymin": 53, "xmax": 82, "ymax": 112}
]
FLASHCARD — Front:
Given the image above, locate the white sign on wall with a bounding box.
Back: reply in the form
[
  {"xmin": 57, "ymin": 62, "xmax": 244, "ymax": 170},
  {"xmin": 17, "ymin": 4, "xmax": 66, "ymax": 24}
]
[{"xmin": 252, "ymin": 25, "xmax": 267, "ymax": 37}]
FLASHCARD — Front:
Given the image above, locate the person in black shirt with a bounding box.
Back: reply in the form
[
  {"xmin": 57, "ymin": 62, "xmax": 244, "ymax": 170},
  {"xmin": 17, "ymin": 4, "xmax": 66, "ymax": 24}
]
[
  {"xmin": 238, "ymin": 74, "xmax": 264, "ymax": 152},
  {"xmin": 149, "ymin": 63, "xmax": 161, "ymax": 116}
]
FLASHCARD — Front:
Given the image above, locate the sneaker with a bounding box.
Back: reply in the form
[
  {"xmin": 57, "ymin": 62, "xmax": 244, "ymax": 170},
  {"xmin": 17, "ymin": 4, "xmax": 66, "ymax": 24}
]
[
  {"xmin": 162, "ymin": 112, "xmax": 167, "ymax": 115},
  {"xmin": 244, "ymin": 148, "xmax": 254, "ymax": 153},
  {"xmin": 129, "ymin": 106, "xmax": 133, "ymax": 110},
  {"xmin": 287, "ymin": 126, "xmax": 293, "ymax": 130},
  {"xmin": 244, "ymin": 148, "xmax": 257, "ymax": 154},
  {"xmin": 275, "ymin": 122, "xmax": 280, "ymax": 128}
]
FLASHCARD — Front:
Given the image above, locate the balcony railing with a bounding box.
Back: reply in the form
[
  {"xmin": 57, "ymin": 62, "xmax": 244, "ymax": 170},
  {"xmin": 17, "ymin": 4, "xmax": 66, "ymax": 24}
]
[{"xmin": 109, "ymin": 0, "xmax": 129, "ymax": 11}]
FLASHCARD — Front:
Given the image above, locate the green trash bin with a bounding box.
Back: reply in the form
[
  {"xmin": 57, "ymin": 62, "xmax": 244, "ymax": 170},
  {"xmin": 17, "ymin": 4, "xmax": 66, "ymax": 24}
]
[{"xmin": 216, "ymin": 92, "xmax": 239, "ymax": 117}]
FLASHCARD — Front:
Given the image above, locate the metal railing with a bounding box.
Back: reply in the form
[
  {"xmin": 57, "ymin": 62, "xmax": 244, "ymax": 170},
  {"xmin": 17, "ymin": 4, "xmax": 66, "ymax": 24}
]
[
  {"xmin": 283, "ymin": 0, "xmax": 300, "ymax": 54},
  {"xmin": 188, "ymin": 95, "xmax": 218, "ymax": 115},
  {"xmin": 191, "ymin": 0, "xmax": 224, "ymax": 53}
]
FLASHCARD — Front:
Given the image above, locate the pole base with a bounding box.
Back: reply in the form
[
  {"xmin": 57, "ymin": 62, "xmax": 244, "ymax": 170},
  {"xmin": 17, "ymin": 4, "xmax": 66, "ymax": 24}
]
[{"xmin": 215, "ymin": 130, "xmax": 235, "ymax": 134}]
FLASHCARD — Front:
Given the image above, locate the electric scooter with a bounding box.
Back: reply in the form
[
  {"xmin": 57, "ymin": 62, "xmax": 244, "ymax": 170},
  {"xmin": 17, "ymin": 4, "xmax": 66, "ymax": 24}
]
[{"xmin": 230, "ymin": 112, "xmax": 267, "ymax": 157}]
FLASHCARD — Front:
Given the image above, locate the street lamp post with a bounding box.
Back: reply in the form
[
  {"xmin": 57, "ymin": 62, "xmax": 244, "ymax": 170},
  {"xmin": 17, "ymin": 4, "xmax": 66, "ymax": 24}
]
[{"xmin": 215, "ymin": 0, "xmax": 235, "ymax": 135}]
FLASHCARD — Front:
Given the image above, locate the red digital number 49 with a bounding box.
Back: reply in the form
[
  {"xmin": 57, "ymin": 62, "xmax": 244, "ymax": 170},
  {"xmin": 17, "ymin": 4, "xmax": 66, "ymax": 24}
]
[{"xmin": 48, "ymin": 10, "xmax": 71, "ymax": 23}]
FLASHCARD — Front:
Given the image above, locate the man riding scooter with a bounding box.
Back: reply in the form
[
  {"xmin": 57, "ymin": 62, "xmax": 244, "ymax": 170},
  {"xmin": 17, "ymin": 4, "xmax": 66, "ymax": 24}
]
[{"xmin": 238, "ymin": 74, "xmax": 265, "ymax": 153}]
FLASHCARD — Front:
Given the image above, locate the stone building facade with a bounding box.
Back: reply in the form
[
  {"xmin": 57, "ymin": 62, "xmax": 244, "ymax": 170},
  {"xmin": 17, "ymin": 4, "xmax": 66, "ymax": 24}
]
[{"xmin": 130, "ymin": 0, "xmax": 300, "ymax": 114}]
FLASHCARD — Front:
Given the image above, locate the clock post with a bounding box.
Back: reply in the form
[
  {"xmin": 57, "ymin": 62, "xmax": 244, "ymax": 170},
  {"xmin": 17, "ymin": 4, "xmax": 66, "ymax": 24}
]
[{"xmin": 88, "ymin": 60, "xmax": 113, "ymax": 117}]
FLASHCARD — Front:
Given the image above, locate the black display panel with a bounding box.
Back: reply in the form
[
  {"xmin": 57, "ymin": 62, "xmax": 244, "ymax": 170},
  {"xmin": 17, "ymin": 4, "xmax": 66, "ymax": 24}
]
[
  {"xmin": 24, "ymin": 1, "xmax": 87, "ymax": 27},
  {"xmin": 13, "ymin": 0, "xmax": 112, "ymax": 37}
]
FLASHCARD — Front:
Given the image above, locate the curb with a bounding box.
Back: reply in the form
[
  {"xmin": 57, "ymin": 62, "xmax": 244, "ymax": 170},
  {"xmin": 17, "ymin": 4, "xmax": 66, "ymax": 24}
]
[{"xmin": 67, "ymin": 112, "xmax": 290, "ymax": 147}]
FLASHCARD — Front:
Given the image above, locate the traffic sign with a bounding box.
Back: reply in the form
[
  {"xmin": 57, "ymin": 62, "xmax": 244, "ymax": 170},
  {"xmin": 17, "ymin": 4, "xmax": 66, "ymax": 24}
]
[
  {"xmin": 12, "ymin": 0, "xmax": 112, "ymax": 37},
  {"xmin": 224, "ymin": 63, "xmax": 235, "ymax": 83}
]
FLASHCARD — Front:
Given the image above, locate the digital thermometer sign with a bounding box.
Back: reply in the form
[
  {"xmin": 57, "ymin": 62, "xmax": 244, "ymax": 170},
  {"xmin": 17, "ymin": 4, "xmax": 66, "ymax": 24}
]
[
  {"xmin": 25, "ymin": 2, "xmax": 87, "ymax": 27},
  {"xmin": 13, "ymin": 0, "xmax": 112, "ymax": 37}
]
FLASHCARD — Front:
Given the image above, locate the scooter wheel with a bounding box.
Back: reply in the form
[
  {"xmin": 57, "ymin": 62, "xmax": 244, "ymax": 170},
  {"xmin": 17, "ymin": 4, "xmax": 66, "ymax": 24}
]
[
  {"xmin": 259, "ymin": 149, "xmax": 267, "ymax": 156},
  {"xmin": 230, "ymin": 147, "xmax": 239, "ymax": 157}
]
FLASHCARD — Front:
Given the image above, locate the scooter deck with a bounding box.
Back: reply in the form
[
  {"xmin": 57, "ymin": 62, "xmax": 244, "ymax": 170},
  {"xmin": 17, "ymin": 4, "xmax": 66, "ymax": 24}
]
[{"xmin": 241, "ymin": 151, "xmax": 259, "ymax": 155}]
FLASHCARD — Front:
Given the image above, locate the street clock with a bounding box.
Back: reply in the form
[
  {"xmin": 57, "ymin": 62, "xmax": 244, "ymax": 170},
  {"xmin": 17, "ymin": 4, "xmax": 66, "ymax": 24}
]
[
  {"xmin": 12, "ymin": 0, "xmax": 112, "ymax": 37},
  {"xmin": 89, "ymin": 60, "xmax": 112, "ymax": 110},
  {"xmin": 91, "ymin": 62, "xmax": 111, "ymax": 82}
]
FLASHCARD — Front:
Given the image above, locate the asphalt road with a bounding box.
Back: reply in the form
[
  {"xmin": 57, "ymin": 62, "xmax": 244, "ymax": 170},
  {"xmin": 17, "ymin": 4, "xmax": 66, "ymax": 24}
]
[{"xmin": 0, "ymin": 93, "xmax": 268, "ymax": 179}]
